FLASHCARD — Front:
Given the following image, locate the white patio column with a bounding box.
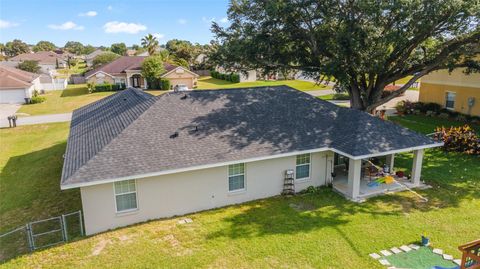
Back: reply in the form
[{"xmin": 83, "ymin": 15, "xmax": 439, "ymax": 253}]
[
  {"xmin": 411, "ymin": 149, "xmax": 424, "ymax": 186},
  {"xmin": 126, "ymin": 74, "xmax": 131, "ymax": 87},
  {"xmin": 347, "ymin": 158, "xmax": 362, "ymax": 200},
  {"xmin": 143, "ymin": 78, "xmax": 148, "ymax": 89},
  {"xmin": 386, "ymin": 154, "xmax": 395, "ymax": 173}
]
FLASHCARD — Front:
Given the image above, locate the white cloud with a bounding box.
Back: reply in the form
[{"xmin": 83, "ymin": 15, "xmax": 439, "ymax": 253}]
[
  {"xmin": 48, "ymin": 21, "xmax": 84, "ymax": 30},
  {"xmin": 202, "ymin": 17, "xmax": 215, "ymax": 23},
  {"xmin": 177, "ymin": 19, "xmax": 187, "ymax": 25},
  {"xmin": 0, "ymin": 19, "xmax": 19, "ymax": 29},
  {"xmin": 107, "ymin": 5, "xmax": 113, "ymax": 10},
  {"xmin": 79, "ymin": 11, "xmax": 97, "ymax": 17},
  {"xmin": 219, "ymin": 17, "xmax": 228, "ymax": 24},
  {"xmin": 153, "ymin": 33, "xmax": 165, "ymax": 39},
  {"xmin": 103, "ymin": 21, "xmax": 147, "ymax": 34}
]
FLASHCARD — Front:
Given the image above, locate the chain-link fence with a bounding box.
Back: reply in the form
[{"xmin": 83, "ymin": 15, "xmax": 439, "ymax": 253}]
[{"xmin": 0, "ymin": 211, "xmax": 84, "ymax": 261}]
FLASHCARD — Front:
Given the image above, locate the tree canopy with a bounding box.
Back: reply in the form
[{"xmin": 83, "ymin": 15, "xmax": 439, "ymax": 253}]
[
  {"xmin": 83, "ymin": 45, "xmax": 97, "ymax": 55},
  {"xmin": 141, "ymin": 55, "xmax": 166, "ymax": 81},
  {"xmin": 212, "ymin": 0, "xmax": 480, "ymax": 111},
  {"xmin": 92, "ymin": 52, "xmax": 120, "ymax": 68},
  {"xmin": 110, "ymin": 43, "xmax": 127, "ymax": 56},
  {"xmin": 4, "ymin": 39, "xmax": 29, "ymax": 57},
  {"xmin": 17, "ymin": 60, "xmax": 41, "ymax": 73},
  {"xmin": 33, "ymin": 41, "xmax": 56, "ymax": 52},
  {"xmin": 166, "ymin": 39, "xmax": 195, "ymax": 64},
  {"xmin": 64, "ymin": 41, "xmax": 84, "ymax": 55}
]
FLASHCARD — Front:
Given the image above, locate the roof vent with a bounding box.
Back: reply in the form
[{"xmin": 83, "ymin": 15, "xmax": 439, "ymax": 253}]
[
  {"xmin": 181, "ymin": 94, "xmax": 187, "ymax": 100},
  {"xmin": 170, "ymin": 132, "xmax": 179, "ymax": 139}
]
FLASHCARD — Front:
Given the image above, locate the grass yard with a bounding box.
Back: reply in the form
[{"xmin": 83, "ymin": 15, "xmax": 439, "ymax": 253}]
[
  {"xmin": 196, "ymin": 76, "xmax": 331, "ymax": 91},
  {"xmin": 16, "ymin": 85, "xmax": 167, "ymax": 116},
  {"xmin": 1, "ymin": 116, "xmax": 479, "ymax": 268},
  {"xmin": 17, "ymin": 84, "xmax": 114, "ymax": 116},
  {"xmin": 0, "ymin": 123, "xmax": 81, "ymax": 234},
  {"xmin": 390, "ymin": 114, "xmax": 480, "ymax": 134}
]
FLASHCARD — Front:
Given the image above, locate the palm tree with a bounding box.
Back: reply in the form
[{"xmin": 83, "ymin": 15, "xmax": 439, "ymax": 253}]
[{"xmin": 141, "ymin": 34, "xmax": 159, "ymax": 56}]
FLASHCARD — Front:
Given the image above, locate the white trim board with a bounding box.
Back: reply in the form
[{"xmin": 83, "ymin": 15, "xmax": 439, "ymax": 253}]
[{"xmin": 61, "ymin": 142, "xmax": 443, "ymax": 190}]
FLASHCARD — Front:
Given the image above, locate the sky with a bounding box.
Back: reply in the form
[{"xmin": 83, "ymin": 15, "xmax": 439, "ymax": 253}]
[{"xmin": 0, "ymin": 0, "xmax": 230, "ymax": 47}]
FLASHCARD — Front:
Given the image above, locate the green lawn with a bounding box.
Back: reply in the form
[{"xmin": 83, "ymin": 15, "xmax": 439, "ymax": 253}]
[
  {"xmin": 17, "ymin": 85, "xmax": 166, "ymax": 116},
  {"xmin": 17, "ymin": 84, "xmax": 114, "ymax": 116},
  {"xmin": 390, "ymin": 114, "xmax": 480, "ymax": 134},
  {"xmin": 1, "ymin": 116, "xmax": 479, "ymax": 268},
  {"xmin": 196, "ymin": 76, "xmax": 331, "ymax": 91},
  {"xmin": 317, "ymin": 93, "xmax": 349, "ymax": 101}
]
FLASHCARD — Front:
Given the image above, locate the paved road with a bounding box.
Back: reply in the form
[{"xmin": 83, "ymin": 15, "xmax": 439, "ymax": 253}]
[
  {"xmin": 0, "ymin": 113, "xmax": 72, "ymax": 128},
  {"xmin": 306, "ymin": 89, "xmax": 335, "ymax": 97}
]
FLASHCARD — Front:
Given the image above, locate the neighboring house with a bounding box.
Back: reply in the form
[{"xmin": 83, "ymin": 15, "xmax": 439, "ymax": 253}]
[
  {"xmin": 0, "ymin": 65, "xmax": 41, "ymax": 103},
  {"xmin": 126, "ymin": 49, "xmax": 137, "ymax": 56},
  {"xmin": 85, "ymin": 49, "xmax": 107, "ymax": 67},
  {"xmin": 216, "ymin": 66, "xmax": 257, "ymax": 82},
  {"xmin": 85, "ymin": 56, "xmax": 199, "ymax": 89},
  {"xmin": 39, "ymin": 74, "xmax": 68, "ymax": 91},
  {"xmin": 136, "ymin": 47, "xmax": 165, "ymax": 57},
  {"xmin": 61, "ymin": 86, "xmax": 442, "ymax": 235},
  {"xmin": 419, "ymin": 69, "xmax": 480, "ymax": 116},
  {"xmin": 7, "ymin": 51, "xmax": 68, "ymax": 74}
]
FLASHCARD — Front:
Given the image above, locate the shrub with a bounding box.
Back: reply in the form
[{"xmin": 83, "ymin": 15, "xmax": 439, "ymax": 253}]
[
  {"xmin": 30, "ymin": 96, "xmax": 46, "ymax": 104},
  {"xmin": 112, "ymin": 83, "xmax": 126, "ymax": 91},
  {"xmin": 86, "ymin": 82, "xmax": 96, "ymax": 93},
  {"xmin": 93, "ymin": 84, "xmax": 113, "ymax": 92},
  {"xmin": 434, "ymin": 125, "xmax": 480, "ymax": 155},
  {"xmin": 160, "ymin": 79, "xmax": 171, "ymax": 90},
  {"xmin": 231, "ymin": 73, "xmax": 240, "ymax": 83}
]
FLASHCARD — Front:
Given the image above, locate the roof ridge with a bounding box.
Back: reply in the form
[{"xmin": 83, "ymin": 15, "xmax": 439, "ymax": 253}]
[
  {"xmin": 64, "ymin": 99, "xmax": 156, "ymax": 183},
  {"xmin": 61, "ymin": 89, "xmax": 155, "ymax": 184}
]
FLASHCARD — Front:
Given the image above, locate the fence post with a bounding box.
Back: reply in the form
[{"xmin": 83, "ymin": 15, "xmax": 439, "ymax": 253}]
[
  {"xmin": 25, "ymin": 223, "xmax": 34, "ymax": 251},
  {"xmin": 61, "ymin": 214, "xmax": 68, "ymax": 242},
  {"xmin": 78, "ymin": 211, "xmax": 84, "ymax": 236}
]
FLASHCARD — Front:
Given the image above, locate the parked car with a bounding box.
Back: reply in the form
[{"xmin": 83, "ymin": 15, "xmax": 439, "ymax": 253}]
[{"xmin": 174, "ymin": 84, "xmax": 189, "ymax": 92}]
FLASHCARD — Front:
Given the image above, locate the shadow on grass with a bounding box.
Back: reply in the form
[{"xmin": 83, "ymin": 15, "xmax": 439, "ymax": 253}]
[
  {"xmin": 0, "ymin": 142, "xmax": 81, "ymax": 232},
  {"xmin": 207, "ymin": 149, "xmax": 479, "ymax": 243},
  {"xmin": 60, "ymin": 87, "xmax": 89, "ymax": 97}
]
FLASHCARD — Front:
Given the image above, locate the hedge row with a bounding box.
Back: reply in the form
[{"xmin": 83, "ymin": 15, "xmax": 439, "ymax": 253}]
[
  {"xmin": 210, "ymin": 70, "xmax": 240, "ymax": 83},
  {"xmin": 92, "ymin": 83, "xmax": 126, "ymax": 92}
]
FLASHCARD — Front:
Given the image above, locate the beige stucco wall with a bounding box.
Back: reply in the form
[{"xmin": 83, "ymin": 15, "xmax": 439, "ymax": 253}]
[
  {"xmin": 162, "ymin": 68, "xmax": 198, "ymax": 89},
  {"xmin": 421, "ymin": 69, "xmax": 480, "ymax": 88},
  {"xmin": 86, "ymin": 73, "xmax": 115, "ymax": 85},
  {"xmin": 81, "ymin": 151, "xmax": 333, "ymax": 235}
]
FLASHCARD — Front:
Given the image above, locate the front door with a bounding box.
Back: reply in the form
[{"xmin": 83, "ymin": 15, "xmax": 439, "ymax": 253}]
[{"xmin": 132, "ymin": 76, "xmax": 140, "ymax": 87}]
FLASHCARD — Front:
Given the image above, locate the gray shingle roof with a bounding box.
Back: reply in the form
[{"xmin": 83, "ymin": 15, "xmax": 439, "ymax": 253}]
[{"xmin": 61, "ymin": 86, "xmax": 438, "ymax": 187}]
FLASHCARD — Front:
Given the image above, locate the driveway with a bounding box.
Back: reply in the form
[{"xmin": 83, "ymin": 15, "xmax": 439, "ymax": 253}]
[{"xmin": 0, "ymin": 104, "xmax": 21, "ymax": 128}]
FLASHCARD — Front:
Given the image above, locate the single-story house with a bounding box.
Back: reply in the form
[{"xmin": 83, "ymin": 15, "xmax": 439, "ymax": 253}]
[
  {"xmin": 7, "ymin": 51, "xmax": 68, "ymax": 74},
  {"xmin": 216, "ymin": 66, "xmax": 257, "ymax": 82},
  {"xmin": 0, "ymin": 65, "xmax": 41, "ymax": 103},
  {"xmin": 61, "ymin": 86, "xmax": 442, "ymax": 235},
  {"xmin": 85, "ymin": 56, "xmax": 199, "ymax": 89},
  {"xmin": 419, "ymin": 69, "xmax": 480, "ymax": 116},
  {"xmin": 85, "ymin": 49, "xmax": 107, "ymax": 67}
]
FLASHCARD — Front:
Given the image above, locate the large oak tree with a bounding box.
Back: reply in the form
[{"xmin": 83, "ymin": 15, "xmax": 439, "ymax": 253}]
[{"xmin": 211, "ymin": 0, "xmax": 480, "ymax": 111}]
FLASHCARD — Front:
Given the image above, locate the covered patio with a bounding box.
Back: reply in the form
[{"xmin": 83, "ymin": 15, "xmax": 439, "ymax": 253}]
[{"xmin": 330, "ymin": 149, "xmax": 433, "ymax": 202}]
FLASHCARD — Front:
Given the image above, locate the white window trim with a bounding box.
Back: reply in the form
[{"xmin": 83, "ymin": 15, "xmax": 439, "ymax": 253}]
[
  {"xmin": 295, "ymin": 153, "xmax": 312, "ymax": 181},
  {"xmin": 113, "ymin": 179, "xmax": 139, "ymax": 214},
  {"xmin": 228, "ymin": 163, "xmax": 246, "ymax": 193},
  {"xmin": 445, "ymin": 91, "xmax": 456, "ymax": 110}
]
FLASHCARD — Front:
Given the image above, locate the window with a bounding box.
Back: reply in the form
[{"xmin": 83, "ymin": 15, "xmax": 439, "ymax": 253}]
[
  {"xmin": 114, "ymin": 180, "xmax": 138, "ymax": 212},
  {"xmin": 228, "ymin": 163, "xmax": 245, "ymax": 192},
  {"xmin": 445, "ymin": 92, "xmax": 456, "ymax": 109},
  {"xmin": 296, "ymin": 153, "xmax": 311, "ymax": 180}
]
